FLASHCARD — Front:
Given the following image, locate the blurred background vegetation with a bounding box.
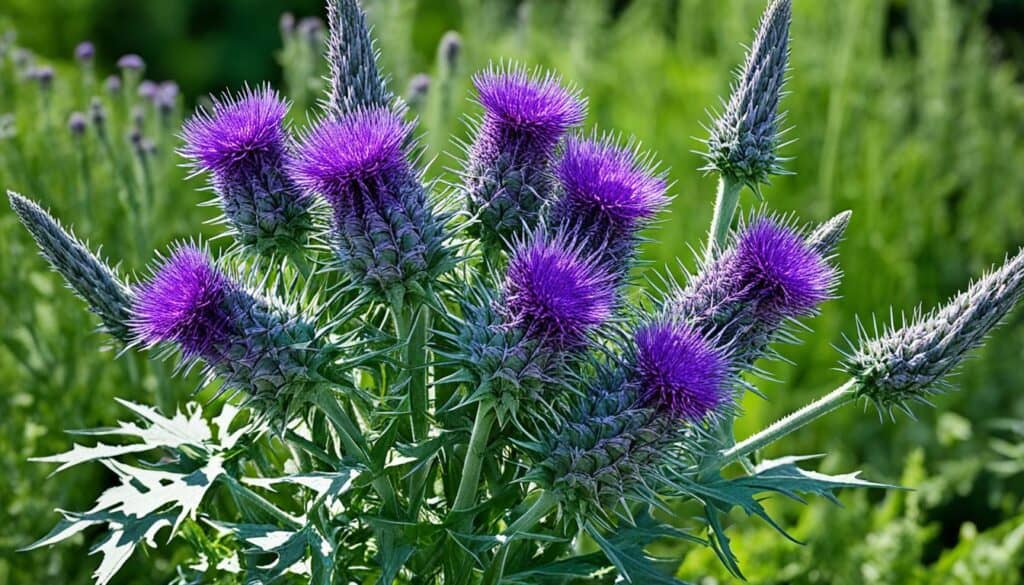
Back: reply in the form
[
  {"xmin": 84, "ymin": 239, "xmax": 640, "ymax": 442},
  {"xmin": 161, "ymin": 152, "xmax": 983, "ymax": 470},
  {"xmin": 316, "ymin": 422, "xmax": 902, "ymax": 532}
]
[{"xmin": 2, "ymin": 0, "xmax": 1024, "ymax": 583}]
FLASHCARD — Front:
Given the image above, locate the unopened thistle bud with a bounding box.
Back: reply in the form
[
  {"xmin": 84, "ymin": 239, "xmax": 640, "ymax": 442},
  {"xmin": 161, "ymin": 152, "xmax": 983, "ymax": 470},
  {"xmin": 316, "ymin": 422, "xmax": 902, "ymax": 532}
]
[
  {"xmin": 406, "ymin": 73, "xmax": 431, "ymax": 111},
  {"xmin": 156, "ymin": 81, "xmax": 178, "ymax": 115},
  {"xmin": 325, "ymin": 0, "xmax": 391, "ymax": 117},
  {"xmin": 279, "ymin": 12, "xmax": 296, "ymax": 36},
  {"xmin": 138, "ymin": 79, "xmax": 158, "ymax": 101},
  {"xmin": 549, "ymin": 134, "xmax": 668, "ymax": 275},
  {"xmin": 529, "ymin": 370, "xmax": 678, "ymax": 518},
  {"xmin": 181, "ymin": 86, "xmax": 312, "ymax": 252},
  {"xmin": 847, "ymin": 248, "xmax": 1024, "ymax": 414},
  {"xmin": 290, "ymin": 107, "xmax": 450, "ymax": 301},
  {"xmin": 89, "ymin": 97, "xmax": 106, "ymax": 131},
  {"xmin": 463, "ymin": 66, "xmax": 586, "ymax": 249},
  {"xmin": 31, "ymin": 65, "xmax": 54, "ymax": 90},
  {"xmin": 131, "ymin": 245, "xmax": 328, "ymax": 416},
  {"xmin": 702, "ymin": 0, "xmax": 791, "ymax": 189},
  {"xmin": 8, "ymin": 192, "xmax": 133, "ymax": 342},
  {"xmin": 805, "ymin": 210, "xmax": 852, "ymax": 258},
  {"xmin": 438, "ymin": 31, "xmax": 461, "ymax": 74}
]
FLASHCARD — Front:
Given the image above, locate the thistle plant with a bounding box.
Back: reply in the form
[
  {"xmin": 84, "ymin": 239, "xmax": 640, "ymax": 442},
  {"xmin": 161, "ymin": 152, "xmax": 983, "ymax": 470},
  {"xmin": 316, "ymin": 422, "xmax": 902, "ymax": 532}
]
[{"xmin": 12, "ymin": 1, "xmax": 1024, "ymax": 584}]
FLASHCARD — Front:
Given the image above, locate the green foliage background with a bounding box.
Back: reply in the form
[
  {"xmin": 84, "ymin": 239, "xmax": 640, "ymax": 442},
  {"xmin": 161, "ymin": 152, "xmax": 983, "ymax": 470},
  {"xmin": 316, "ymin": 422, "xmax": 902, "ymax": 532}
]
[{"xmin": 2, "ymin": 0, "xmax": 1024, "ymax": 583}]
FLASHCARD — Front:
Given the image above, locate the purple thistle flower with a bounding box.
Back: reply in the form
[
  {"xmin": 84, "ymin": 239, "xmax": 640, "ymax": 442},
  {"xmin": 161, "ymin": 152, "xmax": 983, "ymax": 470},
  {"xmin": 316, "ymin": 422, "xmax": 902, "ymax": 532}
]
[
  {"xmin": 74, "ymin": 41, "xmax": 94, "ymax": 63},
  {"xmin": 117, "ymin": 53, "xmax": 145, "ymax": 71},
  {"xmin": 181, "ymin": 86, "xmax": 311, "ymax": 251},
  {"xmin": 634, "ymin": 320, "xmax": 731, "ymax": 421},
  {"xmin": 731, "ymin": 216, "xmax": 834, "ymax": 318},
  {"xmin": 156, "ymin": 81, "xmax": 179, "ymax": 113},
  {"xmin": 463, "ymin": 65, "xmax": 586, "ymax": 247},
  {"xmin": 131, "ymin": 245, "xmax": 234, "ymax": 361},
  {"xmin": 291, "ymin": 107, "xmax": 449, "ymax": 299},
  {"xmin": 550, "ymin": 134, "xmax": 667, "ymax": 272},
  {"xmin": 502, "ymin": 232, "xmax": 615, "ymax": 349},
  {"xmin": 68, "ymin": 112, "xmax": 87, "ymax": 136},
  {"xmin": 290, "ymin": 108, "xmax": 410, "ymax": 201}
]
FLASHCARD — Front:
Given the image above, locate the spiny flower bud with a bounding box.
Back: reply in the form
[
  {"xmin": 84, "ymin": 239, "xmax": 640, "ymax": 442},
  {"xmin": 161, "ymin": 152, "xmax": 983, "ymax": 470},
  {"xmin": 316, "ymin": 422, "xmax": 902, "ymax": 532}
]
[
  {"xmin": 634, "ymin": 319, "xmax": 732, "ymax": 421},
  {"xmin": 805, "ymin": 210, "xmax": 852, "ymax": 258},
  {"xmin": 181, "ymin": 86, "xmax": 312, "ymax": 252},
  {"xmin": 530, "ymin": 370, "xmax": 678, "ymax": 518},
  {"xmin": 290, "ymin": 107, "xmax": 449, "ymax": 301},
  {"xmin": 438, "ymin": 31, "xmax": 461, "ymax": 74},
  {"xmin": 463, "ymin": 65, "xmax": 586, "ymax": 248},
  {"xmin": 138, "ymin": 79, "xmax": 158, "ymax": 100},
  {"xmin": 847, "ymin": 248, "xmax": 1024, "ymax": 414},
  {"xmin": 325, "ymin": 0, "xmax": 391, "ymax": 117},
  {"xmin": 549, "ymin": 134, "xmax": 667, "ymax": 274},
  {"xmin": 132, "ymin": 245, "xmax": 328, "ymax": 416},
  {"xmin": 406, "ymin": 73, "xmax": 431, "ymax": 111},
  {"xmin": 104, "ymin": 75, "xmax": 121, "ymax": 94},
  {"xmin": 8, "ymin": 191, "xmax": 133, "ymax": 342},
  {"xmin": 702, "ymin": 0, "xmax": 791, "ymax": 189},
  {"xmin": 502, "ymin": 231, "xmax": 615, "ymax": 350}
]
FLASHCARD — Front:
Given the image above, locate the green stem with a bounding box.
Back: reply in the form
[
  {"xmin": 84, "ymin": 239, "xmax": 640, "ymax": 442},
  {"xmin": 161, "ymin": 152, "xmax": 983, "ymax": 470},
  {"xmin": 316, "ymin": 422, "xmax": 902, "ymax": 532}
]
[
  {"xmin": 721, "ymin": 379, "xmax": 858, "ymax": 465},
  {"xmin": 481, "ymin": 492, "xmax": 558, "ymax": 585},
  {"xmin": 705, "ymin": 174, "xmax": 744, "ymax": 262},
  {"xmin": 408, "ymin": 307, "xmax": 430, "ymax": 442},
  {"xmin": 451, "ymin": 401, "xmax": 495, "ymax": 515}
]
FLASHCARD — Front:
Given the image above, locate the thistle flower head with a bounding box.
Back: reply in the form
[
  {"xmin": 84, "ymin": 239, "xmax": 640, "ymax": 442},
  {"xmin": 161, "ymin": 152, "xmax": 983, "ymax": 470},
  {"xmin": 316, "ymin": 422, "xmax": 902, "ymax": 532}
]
[
  {"xmin": 732, "ymin": 216, "xmax": 834, "ymax": 317},
  {"xmin": 132, "ymin": 245, "xmax": 234, "ymax": 360},
  {"xmin": 291, "ymin": 108, "xmax": 410, "ymax": 203},
  {"xmin": 503, "ymin": 232, "xmax": 615, "ymax": 349},
  {"xmin": 325, "ymin": 0, "xmax": 391, "ymax": 117},
  {"xmin": 74, "ymin": 41, "xmax": 94, "ymax": 63},
  {"xmin": 439, "ymin": 31, "xmax": 462, "ymax": 72},
  {"xmin": 138, "ymin": 80, "xmax": 158, "ymax": 100},
  {"xmin": 847, "ymin": 248, "xmax": 1024, "ymax": 414},
  {"xmin": 68, "ymin": 112, "xmax": 87, "ymax": 136},
  {"xmin": 473, "ymin": 66, "xmax": 585, "ymax": 157},
  {"xmin": 634, "ymin": 319, "xmax": 731, "ymax": 421},
  {"xmin": 181, "ymin": 86, "xmax": 290, "ymax": 182},
  {"xmin": 702, "ymin": 0, "xmax": 791, "ymax": 188},
  {"xmin": 117, "ymin": 53, "xmax": 144, "ymax": 71},
  {"xmin": 553, "ymin": 135, "xmax": 668, "ymax": 230}
]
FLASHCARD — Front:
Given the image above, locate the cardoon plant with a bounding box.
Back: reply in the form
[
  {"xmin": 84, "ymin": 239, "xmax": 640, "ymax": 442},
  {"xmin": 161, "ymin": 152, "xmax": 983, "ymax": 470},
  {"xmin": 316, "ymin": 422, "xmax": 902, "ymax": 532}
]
[{"xmin": 13, "ymin": 1, "xmax": 1024, "ymax": 583}]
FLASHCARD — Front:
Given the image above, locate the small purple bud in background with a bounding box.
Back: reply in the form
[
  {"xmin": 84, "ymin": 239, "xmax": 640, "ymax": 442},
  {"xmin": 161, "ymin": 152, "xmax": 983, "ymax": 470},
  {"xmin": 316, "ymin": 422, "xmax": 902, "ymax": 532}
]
[
  {"xmin": 68, "ymin": 112, "xmax": 87, "ymax": 137},
  {"xmin": 634, "ymin": 319, "xmax": 731, "ymax": 421},
  {"xmin": 156, "ymin": 81, "xmax": 178, "ymax": 114},
  {"xmin": 104, "ymin": 74, "xmax": 122, "ymax": 94},
  {"xmin": 463, "ymin": 65, "xmax": 586, "ymax": 248},
  {"xmin": 89, "ymin": 97, "xmax": 106, "ymax": 130},
  {"xmin": 30, "ymin": 65, "xmax": 54, "ymax": 90},
  {"xmin": 132, "ymin": 245, "xmax": 234, "ymax": 361},
  {"xmin": 502, "ymin": 232, "xmax": 615, "ymax": 350},
  {"xmin": 731, "ymin": 216, "xmax": 835, "ymax": 318},
  {"xmin": 280, "ymin": 12, "xmax": 296, "ymax": 36},
  {"xmin": 439, "ymin": 31, "xmax": 461, "ymax": 73},
  {"xmin": 291, "ymin": 107, "xmax": 450, "ymax": 297},
  {"xmin": 550, "ymin": 134, "xmax": 667, "ymax": 272},
  {"xmin": 406, "ymin": 73, "xmax": 430, "ymax": 111},
  {"xmin": 138, "ymin": 79, "xmax": 158, "ymax": 100},
  {"xmin": 74, "ymin": 41, "xmax": 95, "ymax": 63},
  {"xmin": 131, "ymin": 105, "xmax": 145, "ymax": 128},
  {"xmin": 298, "ymin": 17, "xmax": 324, "ymax": 45},
  {"xmin": 117, "ymin": 53, "xmax": 145, "ymax": 71},
  {"xmin": 181, "ymin": 85, "xmax": 312, "ymax": 251}
]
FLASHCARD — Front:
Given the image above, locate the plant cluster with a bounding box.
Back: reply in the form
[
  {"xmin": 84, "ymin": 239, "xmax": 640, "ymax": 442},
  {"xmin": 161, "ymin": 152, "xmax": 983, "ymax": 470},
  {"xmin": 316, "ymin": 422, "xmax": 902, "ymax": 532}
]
[{"xmin": 10, "ymin": 1, "xmax": 1024, "ymax": 583}]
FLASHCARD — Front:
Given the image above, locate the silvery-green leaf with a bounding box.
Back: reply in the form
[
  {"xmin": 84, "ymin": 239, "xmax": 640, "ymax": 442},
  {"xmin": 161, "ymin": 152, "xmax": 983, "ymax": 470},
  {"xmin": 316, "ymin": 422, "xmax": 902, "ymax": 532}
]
[
  {"xmin": 242, "ymin": 469, "xmax": 360, "ymax": 499},
  {"xmin": 29, "ymin": 442, "xmax": 155, "ymax": 475}
]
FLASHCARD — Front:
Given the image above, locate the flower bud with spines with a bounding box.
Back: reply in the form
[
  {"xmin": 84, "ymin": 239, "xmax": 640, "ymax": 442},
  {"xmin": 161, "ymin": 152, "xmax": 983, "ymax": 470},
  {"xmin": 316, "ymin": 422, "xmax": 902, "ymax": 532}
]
[
  {"xmin": 846, "ymin": 248, "xmax": 1024, "ymax": 415},
  {"xmin": 181, "ymin": 85, "xmax": 313, "ymax": 254},
  {"xmin": 8, "ymin": 191, "xmax": 133, "ymax": 342},
  {"xmin": 462, "ymin": 65, "xmax": 586, "ymax": 249},
  {"xmin": 290, "ymin": 107, "xmax": 450, "ymax": 303},
  {"xmin": 549, "ymin": 133, "xmax": 668, "ymax": 277},
  {"xmin": 701, "ymin": 0, "xmax": 792, "ymax": 190},
  {"xmin": 131, "ymin": 245, "xmax": 331, "ymax": 418},
  {"xmin": 325, "ymin": 0, "xmax": 391, "ymax": 118}
]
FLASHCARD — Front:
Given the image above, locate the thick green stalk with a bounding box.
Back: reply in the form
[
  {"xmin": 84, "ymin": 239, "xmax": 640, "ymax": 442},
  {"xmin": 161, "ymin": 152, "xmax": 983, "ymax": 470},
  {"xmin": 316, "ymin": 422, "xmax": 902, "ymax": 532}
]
[
  {"xmin": 451, "ymin": 401, "xmax": 495, "ymax": 515},
  {"xmin": 705, "ymin": 174, "xmax": 744, "ymax": 262},
  {"xmin": 721, "ymin": 379, "xmax": 858, "ymax": 465},
  {"xmin": 481, "ymin": 492, "xmax": 559, "ymax": 585}
]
